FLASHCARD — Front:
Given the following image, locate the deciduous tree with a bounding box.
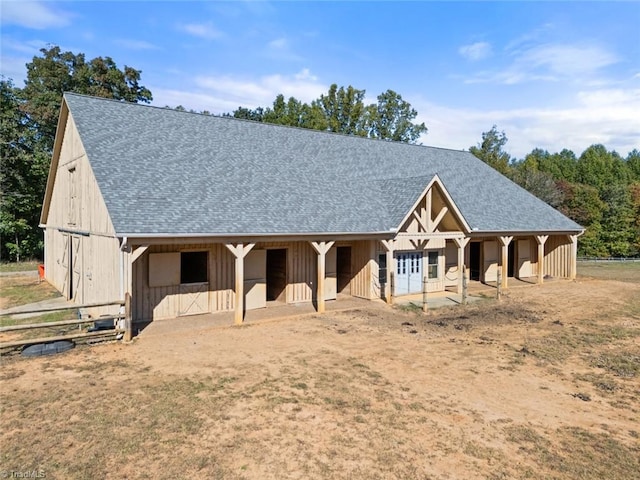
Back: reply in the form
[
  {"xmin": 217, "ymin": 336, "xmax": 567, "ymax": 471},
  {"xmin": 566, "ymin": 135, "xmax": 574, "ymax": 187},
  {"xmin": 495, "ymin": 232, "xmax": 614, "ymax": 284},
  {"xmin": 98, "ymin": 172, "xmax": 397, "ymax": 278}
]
[{"xmin": 469, "ymin": 125, "xmax": 512, "ymax": 175}]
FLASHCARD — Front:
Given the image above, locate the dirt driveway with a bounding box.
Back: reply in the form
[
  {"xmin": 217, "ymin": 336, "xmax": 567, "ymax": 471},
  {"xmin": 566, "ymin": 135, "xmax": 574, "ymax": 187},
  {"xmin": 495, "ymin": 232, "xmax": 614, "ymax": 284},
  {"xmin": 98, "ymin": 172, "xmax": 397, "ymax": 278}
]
[{"xmin": 1, "ymin": 275, "xmax": 639, "ymax": 479}]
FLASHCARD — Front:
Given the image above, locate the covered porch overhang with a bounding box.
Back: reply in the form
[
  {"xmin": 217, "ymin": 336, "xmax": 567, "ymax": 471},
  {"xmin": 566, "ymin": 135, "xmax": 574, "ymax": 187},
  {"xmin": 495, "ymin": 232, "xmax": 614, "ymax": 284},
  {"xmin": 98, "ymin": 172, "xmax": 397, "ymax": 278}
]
[{"xmin": 121, "ymin": 231, "xmax": 394, "ymax": 325}]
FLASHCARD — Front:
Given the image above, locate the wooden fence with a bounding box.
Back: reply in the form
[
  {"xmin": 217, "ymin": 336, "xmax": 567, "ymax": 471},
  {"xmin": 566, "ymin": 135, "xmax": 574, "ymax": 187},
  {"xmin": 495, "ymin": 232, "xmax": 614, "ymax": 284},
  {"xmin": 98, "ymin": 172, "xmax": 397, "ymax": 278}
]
[{"xmin": 0, "ymin": 294, "xmax": 132, "ymax": 351}]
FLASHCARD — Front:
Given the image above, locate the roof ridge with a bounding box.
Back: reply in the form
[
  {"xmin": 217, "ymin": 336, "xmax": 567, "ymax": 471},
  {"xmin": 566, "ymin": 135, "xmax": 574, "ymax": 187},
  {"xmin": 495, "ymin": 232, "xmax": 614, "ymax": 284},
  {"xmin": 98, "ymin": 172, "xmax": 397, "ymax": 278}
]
[{"xmin": 63, "ymin": 92, "xmax": 471, "ymax": 153}]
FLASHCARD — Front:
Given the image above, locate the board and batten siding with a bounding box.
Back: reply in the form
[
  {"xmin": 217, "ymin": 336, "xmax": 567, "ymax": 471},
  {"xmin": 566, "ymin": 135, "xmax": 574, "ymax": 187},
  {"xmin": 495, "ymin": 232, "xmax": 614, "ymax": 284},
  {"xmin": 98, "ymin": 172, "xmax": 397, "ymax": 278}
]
[
  {"xmin": 543, "ymin": 235, "xmax": 572, "ymax": 279},
  {"xmin": 43, "ymin": 113, "xmax": 121, "ymax": 307},
  {"xmin": 131, "ymin": 239, "xmax": 378, "ymax": 322},
  {"xmin": 350, "ymin": 240, "xmax": 376, "ymax": 300}
]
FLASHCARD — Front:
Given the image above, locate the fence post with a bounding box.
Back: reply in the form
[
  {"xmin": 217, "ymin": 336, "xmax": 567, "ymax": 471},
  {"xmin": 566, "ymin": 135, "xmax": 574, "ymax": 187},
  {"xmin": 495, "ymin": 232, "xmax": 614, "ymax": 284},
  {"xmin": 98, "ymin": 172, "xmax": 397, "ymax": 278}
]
[
  {"xmin": 462, "ymin": 265, "xmax": 468, "ymax": 305},
  {"xmin": 497, "ymin": 269, "xmax": 502, "ymax": 301},
  {"xmin": 422, "ymin": 276, "xmax": 428, "ymax": 313},
  {"xmin": 124, "ymin": 292, "xmax": 132, "ymax": 342}
]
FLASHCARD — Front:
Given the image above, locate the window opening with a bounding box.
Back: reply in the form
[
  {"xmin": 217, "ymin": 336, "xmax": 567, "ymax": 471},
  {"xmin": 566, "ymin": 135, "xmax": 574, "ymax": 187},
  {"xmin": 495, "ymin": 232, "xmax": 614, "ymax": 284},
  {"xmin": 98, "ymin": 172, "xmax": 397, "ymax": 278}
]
[
  {"xmin": 181, "ymin": 251, "xmax": 208, "ymax": 284},
  {"xmin": 428, "ymin": 251, "xmax": 438, "ymax": 279}
]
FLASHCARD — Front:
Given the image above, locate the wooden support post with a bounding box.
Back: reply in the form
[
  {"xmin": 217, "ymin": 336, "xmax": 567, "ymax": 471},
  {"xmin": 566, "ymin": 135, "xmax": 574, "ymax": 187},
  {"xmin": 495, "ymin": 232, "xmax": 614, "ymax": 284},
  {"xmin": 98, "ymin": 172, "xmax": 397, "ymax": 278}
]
[
  {"xmin": 123, "ymin": 292, "xmax": 132, "ymax": 342},
  {"xmin": 422, "ymin": 276, "xmax": 428, "ymax": 313},
  {"xmin": 462, "ymin": 265, "xmax": 468, "ymax": 305},
  {"xmin": 498, "ymin": 236, "xmax": 513, "ymax": 289},
  {"xmin": 381, "ymin": 239, "xmax": 395, "ymax": 304},
  {"xmin": 497, "ymin": 269, "xmax": 502, "ymax": 300},
  {"xmin": 536, "ymin": 235, "xmax": 549, "ymax": 284},
  {"xmin": 225, "ymin": 243, "xmax": 255, "ymax": 325},
  {"xmin": 310, "ymin": 241, "xmax": 335, "ymax": 313},
  {"xmin": 569, "ymin": 234, "xmax": 578, "ymax": 280},
  {"xmin": 453, "ymin": 237, "xmax": 470, "ymax": 295}
]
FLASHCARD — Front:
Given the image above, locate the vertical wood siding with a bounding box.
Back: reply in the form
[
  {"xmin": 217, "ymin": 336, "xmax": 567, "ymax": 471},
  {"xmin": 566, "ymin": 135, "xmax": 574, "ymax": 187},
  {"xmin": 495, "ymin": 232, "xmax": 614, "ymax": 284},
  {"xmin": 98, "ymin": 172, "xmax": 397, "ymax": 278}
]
[
  {"xmin": 351, "ymin": 240, "xmax": 375, "ymax": 299},
  {"xmin": 43, "ymin": 114, "xmax": 120, "ymax": 308},
  {"xmin": 544, "ymin": 235, "xmax": 571, "ymax": 278}
]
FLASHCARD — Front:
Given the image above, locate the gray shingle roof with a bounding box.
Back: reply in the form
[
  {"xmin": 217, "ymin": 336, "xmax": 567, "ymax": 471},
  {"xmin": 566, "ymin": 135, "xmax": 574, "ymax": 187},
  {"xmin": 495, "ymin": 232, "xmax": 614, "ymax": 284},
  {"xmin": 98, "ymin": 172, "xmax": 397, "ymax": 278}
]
[{"xmin": 62, "ymin": 93, "xmax": 582, "ymax": 236}]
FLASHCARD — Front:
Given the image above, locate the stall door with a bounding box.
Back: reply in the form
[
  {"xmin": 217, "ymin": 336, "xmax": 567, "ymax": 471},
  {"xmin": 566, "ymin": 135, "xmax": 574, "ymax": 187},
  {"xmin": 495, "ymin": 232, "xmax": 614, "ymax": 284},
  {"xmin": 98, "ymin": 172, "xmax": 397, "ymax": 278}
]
[
  {"xmin": 483, "ymin": 241, "xmax": 499, "ymax": 283},
  {"xmin": 395, "ymin": 252, "xmax": 423, "ymax": 295},
  {"xmin": 325, "ymin": 246, "xmax": 337, "ymax": 301},
  {"xmin": 70, "ymin": 235, "xmax": 82, "ymax": 302},
  {"xmin": 518, "ymin": 239, "xmax": 532, "ymax": 278},
  {"xmin": 179, "ymin": 284, "xmax": 209, "ymax": 316},
  {"xmin": 245, "ymin": 249, "xmax": 266, "ymax": 310}
]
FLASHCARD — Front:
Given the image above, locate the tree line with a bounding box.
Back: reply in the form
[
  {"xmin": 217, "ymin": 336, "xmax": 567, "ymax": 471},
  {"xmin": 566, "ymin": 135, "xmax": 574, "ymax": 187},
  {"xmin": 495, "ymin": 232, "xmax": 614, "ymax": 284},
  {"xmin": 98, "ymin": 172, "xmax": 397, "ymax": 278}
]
[
  {"xmin": 470, "ymin": 126, "xmax": 640, "ymax": 257},
  {"xmin": 1, "ymin": 46, "xmax": 638, "ymax": 261}
]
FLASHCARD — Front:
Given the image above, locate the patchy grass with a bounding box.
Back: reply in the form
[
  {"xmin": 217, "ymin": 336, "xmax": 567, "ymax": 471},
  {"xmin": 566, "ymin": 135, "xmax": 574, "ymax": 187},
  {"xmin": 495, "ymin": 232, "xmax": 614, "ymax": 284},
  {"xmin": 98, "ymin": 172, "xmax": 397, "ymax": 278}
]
[
  {"xmin": 0, "ymin": 260, "xmax": 41, "ymax": 273},
  {"xmin": 577, "ymin": 261, "xmax": 640, "ymax": 283},
  {"xmin": 504, "ymin": 424, "xmax": 640, "ymax": 480},
  {"xmin": 0, "ymin": 310, "xmax": 74, "ymax": 328},
  {"xmin": 519, "ymin": 324, "xmax": 640, "ymax": 365},
  {"xmin": 1, "ymin": 277, "xmax": 639, "ymax": 479},
  {"xmin": 591, "ymin": 350, "xmax": 640, "ymax": 378},
  {"xmin": 0, "ymin": 275, "xmax": 61, "ymax": 310}
]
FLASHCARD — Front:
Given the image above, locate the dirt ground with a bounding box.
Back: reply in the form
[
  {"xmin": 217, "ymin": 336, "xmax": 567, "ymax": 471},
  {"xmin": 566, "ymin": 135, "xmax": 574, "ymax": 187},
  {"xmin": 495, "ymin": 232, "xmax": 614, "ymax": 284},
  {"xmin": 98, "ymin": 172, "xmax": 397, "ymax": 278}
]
[{"xmin": 1, "ymin": 271, "xmax": 639, "ymax": 479}]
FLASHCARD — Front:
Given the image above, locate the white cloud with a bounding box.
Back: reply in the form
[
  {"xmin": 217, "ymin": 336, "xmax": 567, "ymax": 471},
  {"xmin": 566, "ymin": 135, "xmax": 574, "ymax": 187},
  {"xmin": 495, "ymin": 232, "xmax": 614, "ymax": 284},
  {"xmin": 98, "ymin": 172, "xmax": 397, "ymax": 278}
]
[
  {"xmin": 113, "ymin": 39, "xmax": 159, "ymax": 51},
  {"xmin": 268, "ymin": 38, "xmax": 288, "ymax": 50},
  {"xmin": 0, "ymin": 1, "xmax": 72, "ymax": 29},
  {"xmin": 264, "ymin": 36, "xmax": 303, "ymax": 62},
  {"xmin": 464, "ymin": 37, "xmax": 619, "ymax": 85},
  {"xmin": 150, "ymin": 69, "xmax": 327, "ymax": 113},
  {"xmin": 413, "ymin": 87, "xmax": 640, "ymax": 158},
  {"xmin": 518, "ymin": 43, "xmax": 618, "ymax": 77},
  {"xmin": 458, "ymin": 42, "xmax": 492, "ymax": 61},
  {"xmin": 178, "ymin": 22, "xmax": 223, "ymax": 40}
]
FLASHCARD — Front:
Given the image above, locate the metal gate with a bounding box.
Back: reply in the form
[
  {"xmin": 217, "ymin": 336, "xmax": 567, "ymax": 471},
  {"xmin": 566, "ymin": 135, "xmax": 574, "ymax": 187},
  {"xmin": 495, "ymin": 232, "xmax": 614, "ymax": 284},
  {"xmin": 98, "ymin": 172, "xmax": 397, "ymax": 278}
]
[{"xmin": 395, "ymin": 252, "xmax": 423, "ymax": 295}]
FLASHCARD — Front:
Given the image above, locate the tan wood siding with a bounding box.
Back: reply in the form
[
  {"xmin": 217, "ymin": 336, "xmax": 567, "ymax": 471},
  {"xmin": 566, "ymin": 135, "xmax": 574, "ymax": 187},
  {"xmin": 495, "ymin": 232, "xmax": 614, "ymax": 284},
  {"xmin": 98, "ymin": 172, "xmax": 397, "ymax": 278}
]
[
  {"xmin": 43, "ymin": 114, "xmax": 119, "ymax": 308},
  {"xmin": 351, "ymin": 240, "xmax": 375, "ymax": 299},
  {"xmin": 544, "ymin": 235, "xmax": 572, "ymax": 279},
  {"xmin": 132, "ymin": 241, "xmax": 325, "ymax": 321},
  {"xmin": 44, "ymin": 115, "xmax": 114, "ymax": 235}
]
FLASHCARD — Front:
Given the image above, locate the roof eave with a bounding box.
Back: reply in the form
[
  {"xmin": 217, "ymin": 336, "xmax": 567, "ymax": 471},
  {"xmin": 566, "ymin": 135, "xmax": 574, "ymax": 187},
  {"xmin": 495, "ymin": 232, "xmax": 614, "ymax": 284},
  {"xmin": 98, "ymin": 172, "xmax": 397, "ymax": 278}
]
[{"xmin": 117, "ymin": 230, "xmax": 396, "ymax": 246}]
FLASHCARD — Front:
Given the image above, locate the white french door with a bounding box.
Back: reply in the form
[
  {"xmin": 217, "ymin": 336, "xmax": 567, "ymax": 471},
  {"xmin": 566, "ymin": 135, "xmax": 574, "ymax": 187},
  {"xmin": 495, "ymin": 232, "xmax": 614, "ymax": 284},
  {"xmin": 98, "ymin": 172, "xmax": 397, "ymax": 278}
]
[{"xmin": 395, "ymin": 252, "xmax": 423, "ymax": 295}]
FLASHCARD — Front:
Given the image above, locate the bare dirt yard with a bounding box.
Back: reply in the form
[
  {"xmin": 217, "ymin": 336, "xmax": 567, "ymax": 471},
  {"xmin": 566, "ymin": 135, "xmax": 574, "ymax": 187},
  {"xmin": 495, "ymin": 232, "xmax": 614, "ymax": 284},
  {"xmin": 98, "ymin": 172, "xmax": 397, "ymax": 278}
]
[{"xmin": 1, "ymin": 264, "xmax": 639, "ymax": 479}]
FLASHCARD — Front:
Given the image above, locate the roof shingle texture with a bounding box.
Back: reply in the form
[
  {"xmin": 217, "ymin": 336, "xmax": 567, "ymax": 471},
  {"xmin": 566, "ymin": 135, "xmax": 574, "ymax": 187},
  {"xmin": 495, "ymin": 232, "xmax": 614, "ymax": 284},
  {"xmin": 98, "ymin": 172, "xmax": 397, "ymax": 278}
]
[{"xmin": 63, "ymin": 93, "xmax": 582, "ymax": 236}]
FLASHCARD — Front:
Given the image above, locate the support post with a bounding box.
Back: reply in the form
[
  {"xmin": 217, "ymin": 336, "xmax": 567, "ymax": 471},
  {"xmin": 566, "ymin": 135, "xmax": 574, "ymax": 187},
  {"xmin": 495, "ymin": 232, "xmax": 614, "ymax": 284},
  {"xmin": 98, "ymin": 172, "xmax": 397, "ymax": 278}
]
[
  {"xmin": 498, "ymin": 236, "xmax": 513, "ymax": 289},
  {"xmin": 310, "ymin": 241, "xmax": 335, "ymax": 313},
  {"xmin": 536, "ymin": 235, "xmax": 549, "ymax": 284},
  {"xmin": 569, "ymin": 234, "xmax": 578, "ymax": 280},
  {"xmin": 497, "ymin": 269, "xmax": 502, "ymax": 300},
  {"xmin": 381, "ymin": 239, "xmax": 395, "ymax": 305},
  {"xmin": 123, "ymin": 292, "xmax": 132, "ymax": 342},
  {"xmin": 225, "ymin": 243, "xmax": 256, "ymax": 325},
  {"xmin": 422, "ymin": 276, "xmax": 428, "ymax": 313},
  {"xmin": 462, "ymin": 265, "xmax": 468, "ymax": 305},
  {"xmin": 453, "ymin": 237, "xmax": 470, "ymax": 294}
]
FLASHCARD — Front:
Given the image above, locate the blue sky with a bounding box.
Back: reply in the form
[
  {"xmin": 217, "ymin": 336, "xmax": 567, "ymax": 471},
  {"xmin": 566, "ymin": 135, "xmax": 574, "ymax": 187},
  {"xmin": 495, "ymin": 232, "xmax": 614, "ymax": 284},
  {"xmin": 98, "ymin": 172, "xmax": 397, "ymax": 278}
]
[{"xmin": 2, "ymin": 0, "xmax": 639, "ymax": 158}]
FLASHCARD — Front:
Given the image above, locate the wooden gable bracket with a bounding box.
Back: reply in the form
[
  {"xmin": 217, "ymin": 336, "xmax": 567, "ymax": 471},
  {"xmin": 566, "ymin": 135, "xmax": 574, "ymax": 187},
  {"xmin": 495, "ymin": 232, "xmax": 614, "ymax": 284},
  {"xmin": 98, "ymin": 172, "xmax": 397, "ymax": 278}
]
[
  {"xmin": 453, "ymin": 237, "xmax": 470, "ymax": 294},
  {"xmin": 310, "ymin": 241, "xmax": 335, "ymax": 313},
  {"xmin": 409, "ymin": 239, "xmax": 429, "ymax": 250},
  {"xmin": 396, "ymin": 175, "xmax": 471, "ymax": 236},
  {"xmin": 535, "ymin": 235, "xmax": 549, "ymax": 284},
  {"xmin": 411, "ymin": 188, "xmax": 449, "ymax": 233},
  {"xmin": 498, "ymin": 236, "xmax": 513, "ymax": 289},
  {"xmin": 225, "ymin": 243, "xmax": 256, "ymax": 325}
]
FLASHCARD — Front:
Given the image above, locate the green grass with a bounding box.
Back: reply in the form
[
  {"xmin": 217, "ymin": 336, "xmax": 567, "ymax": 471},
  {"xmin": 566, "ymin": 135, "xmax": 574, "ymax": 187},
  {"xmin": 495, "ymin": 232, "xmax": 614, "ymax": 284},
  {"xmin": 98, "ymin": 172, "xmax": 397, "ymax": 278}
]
[
  {"xmin": 0, "ymin": 260, "xmax": 41, "ymax": 273},
  {"xmin": 0, "ymin": 310, "xmax": 74, "ymax": 328},
  {"xmin": 0, "ymin": 277, "xmax": 61, "ymax": 309},
  {"xmin": 577, "ymin": 261, "xmax": 640, "ymax": 283}
]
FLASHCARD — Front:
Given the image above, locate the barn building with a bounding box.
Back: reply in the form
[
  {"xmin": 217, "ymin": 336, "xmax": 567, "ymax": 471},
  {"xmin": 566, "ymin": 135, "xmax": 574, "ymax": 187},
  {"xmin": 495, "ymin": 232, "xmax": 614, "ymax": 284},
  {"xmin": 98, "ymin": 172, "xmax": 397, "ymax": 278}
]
[{"xmin": 40, "ymin": 93, "xmax": 583, "ymax": 326}]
